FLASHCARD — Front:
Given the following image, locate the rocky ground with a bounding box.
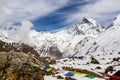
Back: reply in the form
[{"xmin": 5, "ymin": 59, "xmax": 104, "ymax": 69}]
[{"xmin": 0, "ymin": 51, "xmax": 48, "ymax": 80}]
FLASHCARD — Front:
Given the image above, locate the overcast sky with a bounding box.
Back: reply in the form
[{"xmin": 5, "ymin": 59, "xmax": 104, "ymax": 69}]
[{"xmin": 0, "ymin": 0, "xmax": 120, "ymax": 32}]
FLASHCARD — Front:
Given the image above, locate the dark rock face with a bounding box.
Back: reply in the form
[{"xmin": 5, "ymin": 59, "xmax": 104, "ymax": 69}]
[
  {"xmin": 49, "ymin": 47, "xmax": 62, "ymax": 59},
  {"xmin": 39, "ymin": 45, "xmax": 63, "ymax": 59},
  {"xmin": 105, "ymin": 66, "xmax": 114, "ymax": 74},
  {"xmin": 81, "ymin": 17, "xmax": 91, "ymax": 24},
  {"xmin": 65, "ymin": 77, "xmax": 77, "ymax": 80},
  {"xmin": 95, "ymin": 66, "xmax": 102, "ymax": 69},
  {"xmin": 57, "ymin": 75, "xmax": 64, "ymax": 79},
  {"xmin": 113, "ymin": 70, "xmax": 120, "ymax": 76},
  {"xmin": 0, "ymin": 40, "xmax": 39, "ymax": 56},
  {"xmin": 90, "ymin": 57, "xmax": 100, "ymax": 64},
  {"xmin": 113, "ymin": 57, "xmax": 120, "ymax": 61}
]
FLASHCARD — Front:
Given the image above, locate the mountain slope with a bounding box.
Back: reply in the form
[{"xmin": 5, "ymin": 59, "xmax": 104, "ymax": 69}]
[
  {"xmin": 0, "ymin": 17, "xmax": 104, "ymax": 59},
  {"xmin": 28, "ymin": 17, "xmax": 104, "ymax": 59},
  {"xmin": 1, "ymin": 16, "xmax": 120, "ymax": 60},
  {"xmin": 84, "ymin": 15, "xmax": 120, "ymax": 55}
]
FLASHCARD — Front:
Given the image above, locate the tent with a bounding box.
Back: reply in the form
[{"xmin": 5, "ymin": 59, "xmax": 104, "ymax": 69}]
[
  {"xmin": 77, "ymin": 56, "xmax": 84, "ymax": 60},
  {"xmin": 42, "ymin": 67, "xmax": 48, "ymax": 71},
  {"xmin": 65, "ymin": 72, "xmax": 74, "ymax": 77},
  {"xmin": 69, "ymin": 56, "xmax": 83, "ymax": 60}
]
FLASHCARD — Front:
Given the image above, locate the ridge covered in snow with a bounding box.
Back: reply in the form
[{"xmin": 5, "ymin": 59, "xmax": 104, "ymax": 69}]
[
  {"xmin": 0, "ymin": 15, "xmax": 119, "ymax": 60},
  {"xmin": 112, "ymin": 15, "xmax": 120, "ymax": 26},
  {"xmin": 27, "ymin": 17, "xmax": 104, "ymax": 59},
  {"xmin": 85, "ymin": 15, "xmax": 120, "ymax": 55}
]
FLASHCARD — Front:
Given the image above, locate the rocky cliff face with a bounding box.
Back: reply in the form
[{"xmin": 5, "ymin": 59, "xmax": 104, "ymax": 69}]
[{"xmin": 0, "ymin": 40, "xmax": 39, "ymax": 56}]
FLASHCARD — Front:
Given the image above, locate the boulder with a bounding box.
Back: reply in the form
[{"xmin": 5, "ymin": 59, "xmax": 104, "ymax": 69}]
[{"xmin": 90, "ymin": 58, "xmax": 100, "ymax": 64}]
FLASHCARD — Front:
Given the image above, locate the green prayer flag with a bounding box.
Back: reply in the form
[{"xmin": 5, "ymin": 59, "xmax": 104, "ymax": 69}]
[
  {"xmin": 84, "ymin": 74, "xmax": 97, "ymax": 79},
  {"xmin": 51, "ymin": 67, "xmax": 55, "ymax": 71},
  {"xmin": 46, "ymin": 67, "xmax": 55, "ymax": 72}
]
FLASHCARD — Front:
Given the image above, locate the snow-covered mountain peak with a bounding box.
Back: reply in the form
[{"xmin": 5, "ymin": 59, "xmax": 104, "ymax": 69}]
[
  {"xmin": 58, "ymin": 17, "xmax": 104, "ymax": 37},
  {"xmin": 74, "ymin": 17, "xmax": 104, "ymax": 37},
  {"xmin": 58, "ymin": 25, "xmax": 84, "ymax": 36},
  {"xmin": 112, "ymin": 14, "xmax": 120, "ymax": 26},
  {"xmin": 81, "ymin": 17, "xmax": 100, "ymax": 27},
  {"xmin": 26, "ymin": 17, "xmax": 106, "ymax": 59}
]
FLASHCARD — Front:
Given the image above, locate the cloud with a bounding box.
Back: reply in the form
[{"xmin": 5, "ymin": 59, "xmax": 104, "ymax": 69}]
[
  {"xmin": 16, "ymin": 21, "xmax": 33, "ymax": 41},
  {"xmin": 66, "ymin": 0, "xmax": 120, "ymax": 26},
  {"xmin": 0, "ymin": 0, "xmax": 120, "ymax": 36},
  {"xmin": 0, "ymin": 0, "xmax": 69, "ymax": 24},
  {"xmin": 0, "ymin": 21, "xmax": 33, "ymax": 42},
  {"xmin": 0, "ymin": 0, "xmax": 69, "ymax": 41}
]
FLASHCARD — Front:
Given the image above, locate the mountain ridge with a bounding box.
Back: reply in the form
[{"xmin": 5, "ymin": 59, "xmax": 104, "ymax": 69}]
[
  {"xmin": 28, "ymin": 17, "xmax": 105, "ymax": 59},
  {"xmin": 0, "ymin": 16, "xmax": 119, "ymax": 60}
]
